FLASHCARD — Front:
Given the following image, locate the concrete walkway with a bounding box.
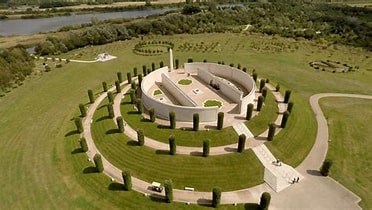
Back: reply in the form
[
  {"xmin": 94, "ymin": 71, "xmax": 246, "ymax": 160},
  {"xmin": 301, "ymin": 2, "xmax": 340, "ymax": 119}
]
[{"xmin": 81, "ymin": 80, "xmax": 369, "ymax": 208}]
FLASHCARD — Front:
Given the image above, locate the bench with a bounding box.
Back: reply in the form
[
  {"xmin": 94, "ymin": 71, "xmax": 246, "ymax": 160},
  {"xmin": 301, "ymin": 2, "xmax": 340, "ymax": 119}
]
[{"xmin": 184, "ymin": 187, "xmax": 194, "ymax": 191}]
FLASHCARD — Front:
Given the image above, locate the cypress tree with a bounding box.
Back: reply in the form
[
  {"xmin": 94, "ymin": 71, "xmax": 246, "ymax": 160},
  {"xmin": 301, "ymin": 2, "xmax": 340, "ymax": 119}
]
[
  {"xmin": 151, "ymin": 62, "xmax": 155, "ymax": 71},
  {"xmin": 88, "ymin": 89, "xmax": 94, "ymax": 104},
  {"xmin": 79, "ymin": 103, "xmax": 86, "ymax": 117},
  {"xmin": 320, "ymin": 159, "xmax": 333, "ymax": 176},
  {"xmin": 164, "ymin": 179, "xmax": 173, "ymax": 203},
  {"xmin": 203, "ymin": 140, "xmax": 210, "ymax": 157},
  {"xmin": 284, "ymin": 90, "xmax": 292, "ymax": 103},
  {"xmin": 259, "ymin": 79, "xmax": 266, "ymax": 92},
  {"xmin": 175, "ymin": 59, "xmax": 179, "ymax": 69},
  {"xmin": 159, "ymin": 61, "xmax": 164, "ymax": 68},
  {"xmin": 93, "ymin": 154, "xmax": 104, "ymax": 173},
  {"xmin": 107, "ymin": 91, "xmax": 114, "ymax": 103},
  {"xmin": 217, "ymin": 112, "xmax": 224, "ymax": 130},
  {"xmin": 131, "ymin": 81, "xmax": 136, "ymax": 90},
  {"xmin": 169, "ymin": 135, "xmax": 176, "ymax": 155},
  {"xmin": 252, "ymin": 72, "xmax": 258, "ymax": 82},
  {"xmin": 246, "ymin": 103, "xmax": 254, "ymax": 120},
  {"xmin": 129, "ymin": 89, "xmax": 136, "ymax": 104},
  {"xmin": 262, "ymin": 87, "xmax": 267, "ymax": 99},
  {"xmin": 259, "ymin": 192, "xmax": 271, "ymax": 210},
  {"xmin": 80, "ymin": 137, "xmax": 88, "ymax": 152},
  {"xmin": 257, "ymin": 96, "xmax": 264, "ymax": 111},
  {"xmin": 276, "ymin": 83, "xmax": 280, "ymax": 92},
  {"xmin": 102, "ymin": 81, "xmax": 108, "ymax": 92},
  {"xmin": 267, "ymin": 123, "xmax": 276, "ymax": 141},
  {"xmin": 74, "ymin": 117, "xmax": 83, "ymax": 133},
  {"xmin": 116, "ymin": 116, "xmax": 124, "ymax": 133},
  {"xmin": 107, "ymin": 103, "xmax": 114, "ymax": 118},
  {"xmin": 138, "ymin": 74, "xmax": 143, "ymax": 87},
  {"xmin": 237, "ymin": 134, "xmax": 246, "ymax": 153},
  {"xmin": 122, "ymin": 170, "xmax": 132, "ymax": 191},
  {"xmin": 212, "ymin": 187, "xmax": 221, "ymax": 208},
  {"xmin": 243, "ymin": 67, "xmax": 247, "ymax": 72},
  {"xmin": 137, "ymin": 128, "xmax": 144, "ymax": 146},
  {"xmin": 281, "ymin": 111, "xmax": 290, "ymax": 128},
  {"xmin": 203, "ymin": 59, "xmax": 207, "ymax": 63},
  {"xmin": 149, "ymin": 108, "xmax": 156, "ymax": 122},
  {"xmin": 136, "ymin": 99, "xmax": 143, "ymax": 114},
  {"xmin": 187, "ymin": 58, "xmax": 193, "ymax": 63},
  {"xmin": 115, "ymin": 80, "xmax": 121, "ymax": 93},
  {"xmin": 287, "ymin": 101, "xmax": 294, "ymax": 113},
  {"xmin": 193, "ymin": 113, "xmax": 199, "ymax": 131},
  {"xmin": 127, "ymin": 72, "xmax": 132, "ymax": 84},
  {"xmin": 142, "ymin": 65, "xmax": 147, "ymax": 76},
  {"xmin": 169, "ymin": 112, "xmax": 176, "ymax": 129},
  {"xmin": 133, "ymin": 67, "xmax": 138, "ymax": 76},
  {"xmin": 117, "ymin": 72, "xmax": 123, "ymax": 83}
]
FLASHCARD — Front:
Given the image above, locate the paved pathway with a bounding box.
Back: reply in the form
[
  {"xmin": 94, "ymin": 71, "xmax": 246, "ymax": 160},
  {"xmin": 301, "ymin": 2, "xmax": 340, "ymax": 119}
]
[{"xmin": 81, "ymin": 80, "xmax": 369, "ymax": 208}]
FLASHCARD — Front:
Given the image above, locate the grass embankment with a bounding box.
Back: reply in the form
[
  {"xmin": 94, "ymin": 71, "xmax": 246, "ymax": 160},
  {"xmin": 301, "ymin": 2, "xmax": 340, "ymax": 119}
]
[
  {"xmin": 93, "ymin": 99, "xmax": 264, "ymax": 191},
  {"xmin": 320, "ymin": 98, "xmax": 372, "ymax": 209}
]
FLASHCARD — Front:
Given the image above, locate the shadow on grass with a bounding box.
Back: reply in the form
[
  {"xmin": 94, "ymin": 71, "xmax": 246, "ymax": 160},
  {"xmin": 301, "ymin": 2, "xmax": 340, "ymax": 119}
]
[
  {"xmin": 65, "ymin": 130, "xmax": 79, "ymax": 137},
  {"xmin": 127, "ymin": 140, "xmax": 139, "ymax": 146},
  {"xmin": 244, "ymin": 203, "xmax": 259, "ymax": 210},
  {"xmin": 83, "ymin": 166, "xmax": 98, "ymax": 174},
  {"xmin": 149, "ymin": 194, "xmax": 165, "ymax": 203},
  {"xmin": 140, "ymin": 118, "xmax": 152, "ymax": 123},
  {"xmin": 121, "ymin": 101, "xmax": 132, "ymax": 105},
  {"xmin": 108, "ymin": 182, "xmax": 124, "ymax": 191},
  {"xmin": 306, "ymin": 169, "xmax": 322, "ymax": 176},
  {"xmin": 196, "ymin": 198, "xmax": 211, "ymax": 207},
  {"xmin": 157, "ymin": 124, "xmax": 171, "ymax": 129},
  {"xmin": 155, "ymin": 149, "xmax": 170, "ymax": 155},
  {"xmin": 96, "ymin": 116, "xmax": 110, "ymax": 122},
  {"xmin": 106, "ymin": 128, "xmax": 120, "ymax": 135},
  {"xmin": 97, "ymin": 104, "xmax": 107, "ymax": 110},
  {"xmin": 71, "ymin": 148, "xmax": 83, "ymax": 154},
  {"xmin": 127, "ymin": 111, "xmax": 139, "ymax": 115}
]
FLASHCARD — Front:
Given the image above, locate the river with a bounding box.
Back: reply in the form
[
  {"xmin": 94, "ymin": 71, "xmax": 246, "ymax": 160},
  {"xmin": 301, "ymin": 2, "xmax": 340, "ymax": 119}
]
[{"xmin": 0, "ymin": 8, "xmax": 174, "ymax": 36}]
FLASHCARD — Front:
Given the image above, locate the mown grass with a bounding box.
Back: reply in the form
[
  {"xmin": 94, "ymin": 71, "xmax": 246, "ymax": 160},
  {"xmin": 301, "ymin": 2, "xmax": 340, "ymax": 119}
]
[
  {"xmin": 93, "ymin": 99, "xmax": 264, "ymax": 191},
  {"xmin": 320, "ymin": 97, "xmax": 372, "ymax": 209}
]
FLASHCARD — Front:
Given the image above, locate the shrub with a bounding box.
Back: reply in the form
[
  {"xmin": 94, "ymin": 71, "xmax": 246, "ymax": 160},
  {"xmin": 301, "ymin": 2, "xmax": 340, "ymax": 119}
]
[
  {"xmin": 203, "ymin": 139, "xmax": 210, "ymax": 157},
  {"xmin": 229, "ymin": 63, "xmax": 234, "ymax": 67},
  {"xmin": 252, "ymin": 72, "xmax": 258, "ymax": 82},
  {"xmin": 267, "ymin": 123, "xmax": 276, "ymax": 141},
  {"xmin": 284, "ymin": 90, "xmax": 292, "ymax": 103},
  {"xmin": 107, "ymin": 91, "xmax": 114, "ymax": 103},
  {"xmin": 193, "ymin": 113, "xmax": 199, "ymax": 131},
  {"xmin": 79, "ymin": 137, "xmax": 88, "ymax": 152},
  {"xmin": 320, "ymin": 159, "xmax": 333, "ymax": 176},
  {"xmin": 246, "ymin": 103, "xmax": 254, "ymax": 120},
  {"xmin": 187, "ymin": 57, "xmax": 193, "ymax": 63},
  {"xmin": 129, "ymin": 89, "xmax": 136, "ymax": 104},
  {"xmin": 281, "ymin": 111, "xmax": 290, "ymax": 128},
  {"xmin": 138, "ymin": 74, "xmax": 143, "ymax": 87},
  {"xmin": 88, "ymin": 89, "xmax": 94, "ymax": 104},
  {"xmin": 169, "ymin": 135, "xmax": 176, "ymax": 155},
  {"xmin": 217, "ymin": 112, "xmax": 224, "ymax": 130},
  {"xmin": 175, "ymin": 59, "xmax": 179, "ymax": 69},
  {"xmin": 266, "ymin": 78, "xmax": 270, "ymax": 83},
  {"xmin": 169, "ymin": 112, "xmax": 176, "ymax": 129},
  {"xmin": 107, "ymin": 103, "xmax": 114, "ymax": 118},
  {"xmin": 115, "ymin": 80, "xmax": 121, "ymax": 93},
  {"xmin": 122, "ymin": 170, "xmax": 132, "ymax": 191},
  {"xmin": 262, "ymin": 87, "xmax": 267, "ymax": 99},
  {"xmin": 242, "ymin": 67, "xmax": 247, "ymax": 72},
  {"xmin": 137, "ymin": 128, "xmax": 144, "ymax": 146},
  {"xmin": 164, "ymin": 179, "xmax": 173, "ymax": 203},
  {"xmin": 133, "ymin": 67, "xmax": 138, "ymax": 76},
  {"xmin": 257, "ymin": 96, "xmax": 264, "ymax": 111},
  {"xmin": 149, "ymin": 108, "xmax": 156, "ymax": 122},
  {"xmin": 259, "ymin": 79, "xmax": 266, "ymax": 92},
  {"xmin": 237, "ymin": 63, "xmax": 241, "ymax": 69},
  {"xmin": 116, "ymin": 116, "xmax": 124, "ymax": 133},
  {"xmin": 117, "ymin": 72, "xmax": 123, "ymax": 83},
  {"xmin": 287, "ymin": 101, "xmax": 294, "ymax": 113},
  {"xmin": 203, "ymin": 59, "xmax": 207, "ymax": 63},
  {"xmin": 131, "ymin": 81, "xmax": 136, "ymax": 90},
  {"xmin": 74, "ymin": 117, "xmax": 83, "ymax": 133},
  {"xmin": 136, "ymin": 99, "xmax": 143, "ymax": 114},
  {"xmin": 79, "ymin": 103, "xmax": 86, "ymax": 117},
  {"xmin": 93, "ymin": 154, "xmax": 104, "ymax": 173},
  {"xmin": 159, "ymin": 61, "xmax": 164, "ymax": 68},
  {"xmin": 142, "ymin": 65, "xmax": 147, "ymax": 76},
  {"xmin": 212, "ymin": 187, "xmax": 221, "ymax": 208},
  {"xmin": 151, "ymin": 62, "xmax": 155, "ymax": 71},
  {"xmin": 102, "ymin": 81, "xmax": 108, "ymax": 92},
  {"xmin": 276, "ymin": 83, "xmax": 280, "ymax": 92},
  {"xmin": 127, "ymin": 72, "xmax": 132, "ymax": 84},
  {"xmin": 237, "ymin": 134, "xmax": 246, "ymax": 153},
  {"xmin": 259, "ymin": 192, "xmax": 271, "ymax": 210}
]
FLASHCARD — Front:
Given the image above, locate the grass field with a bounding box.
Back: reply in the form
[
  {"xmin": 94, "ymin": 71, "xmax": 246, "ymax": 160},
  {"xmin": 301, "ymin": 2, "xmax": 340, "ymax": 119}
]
[
  {"xmin": 320, "ymin": 97, "xmax": 372, "ymax": 209},
  {"xmin": 0, "ymin": 32, "xmax": 371, "ymax": 208}
]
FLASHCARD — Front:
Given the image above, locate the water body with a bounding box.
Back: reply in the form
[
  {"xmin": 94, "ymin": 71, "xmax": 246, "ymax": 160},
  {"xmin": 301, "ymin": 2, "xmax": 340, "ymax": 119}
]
[{"xmin": 0, "ymin": 8, "xmax": 174, "ymax": 36}]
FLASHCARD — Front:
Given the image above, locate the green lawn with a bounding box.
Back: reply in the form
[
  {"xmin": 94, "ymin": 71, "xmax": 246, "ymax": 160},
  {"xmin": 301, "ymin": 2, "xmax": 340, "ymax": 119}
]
[
  {"xmin": 0, "ymin": 32, "xmax": 371, "ymax": 208},
  {"xmin": 320, "ymin": 97, "xmax": 372, "ymax": 209},
  {"xmin": 203, "ymin": 99, "xmax": 222, "ymax": 108},
  {"xmin": 178, "ymin": 79, "xmax": 192, "ymax": 85},
  {"xmin": 93, "ymin": 99, "xmax": 264, "ymax": 191},
  {"xmin": 153, "ymin": 89, "xmax": 162, "ymax": 96}
]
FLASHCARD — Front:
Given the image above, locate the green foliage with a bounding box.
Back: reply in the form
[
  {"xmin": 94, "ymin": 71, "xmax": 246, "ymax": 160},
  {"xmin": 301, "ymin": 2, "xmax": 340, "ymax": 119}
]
[
  {"xmin": 136, "ymin": 128, "xmax": 144, "ymax": 146},
  {"xmin": 127, "ymin": 72, "xmax": 132, "ymax": 84},
  {"xmin": 93, "ymin": 153, "xmax": 104, "ymax": 173},
  {"xmin": 107, "ymin": 91, "xmax": 114, "ymax": 103},
  {"xmin": 252, "ymin": 72, "xmax": 258, "ymax": 82},
  {"xmin": 116, "ymin": 116, "xmax": 124, "ymax": 133},
  {"xmin": 149, "ymin": 108, "xmax": 156, "ymax": 122},
  {"xmin": 193, "ymin": 113, "xmax": 199, "ymax": 131},
  {"xmin": 284, "ymin": 90, "xmax": 292, "ymax": 103},
  {"xmin": 259, "ymin": 192, "xmax": 271, "ymax": 210},
  {"xmin": 151, "ymin": 62, "xmax": 155, "ymax": 71},
  {"xmin": 320, "ymin": 159, "xmax": 333, "ymax": 176},
  {"xmin": 136, "ymin": 99, "xmax": 143, "ymax": 114},
  {"xmin": 129, "ymin": 89, "xmax": 136, "ymax": 104},
  {"xmin": 246, "ymin": 103, "xmax": 254, "ymax": 120},
  {"xmin": 237, "ymin": 134, "xmax": 246, "ymax": 153},
  {"xmin": 131, "ymin": 81, "xmax": 136, "ymax": 90},
  {"xmin": 281, "ymin": 111, "xmax": 290, "ymax": 128},
  {"xmin": 133, "ymin": 67, "xmax": 138, "ymax": 76},
  {"xmin": 79, "ymin": 137, "xmax": 88, "ymax": 152},
  {"xmin": 182, "ymin": 4, "xmax": 201, "ymax": 15},
  {"xmin": 275, "ymin": 83, "xmax": 280, "ymax": 92},
  {"xmin": 203, "ymin": 139, "xmax": 210, "ymax": 157},
  {"xmin": 217, "ymin": 112, "xmax": 224, "ymax": 130},
  {"xmin": 88, "ymin": 89, "xmax": 94, "ymax": 104},
  {"xmin": 122, "ymin": 170, "xmax": 132, "ymax": 191},
  {"xmin": 169, "ymin": 135, "xmax": 176, "ymax": 155},
  {"xmin": 117, "ymin": 72, "xmax": 123, "ymax": 83},
  {"xmin": 259, "ymin": 79, "xmax": 266, "ymax": 92},
  {"xmin": 175, "ymin": 59, "xmax": 179, "ymax": 69},
  {"xmin": 159, "ymin": 61, "xmax": 164, "ymax": 68},
  {"xmin": 267, "ymin": 123, "xmax": 276, "ymax": 141},
  {"xmin": 257, "ymin": 96, "xmax": 264, "ymax": 111},
  {"xmin": 169, "ymin": 112, "xmax": 176, "ymax": 129},
  {"xmin": 187, "ymin": 57, "xmax": 193, "ymax": 63},
  {"xmin": 262, "ymin": 87, "xmax": 267, "ymax": 99},
  {"xmin": 107, "ymin": 102, "xmax": 114, "ymax": 118},
  {"xmin": 142, "ymin": 65, "xmax": 147, "ymax": 76},
  {"xmin": 79, "ymin": 103, "xmax": 86, "ymax": 117},
  {"xmin": 164, "ymin": 179, "xmax": 173, "ymax": 203},
  {"xmin": 102, "ymin": 81, "xmax": 108, "ymax": 92},
  {"xmin": 115, "ymin": 80, "xmax": 121, "ymax": 93},
  {"xmin": 212, "ymin": 187, "xmax": 221, "ymax": 208},
  {"xmin": 74, "ymin": 117, "xmax": 83, "ymax": 133},
  {"xmin": 287, "ymin": 101, "xmax": 294, "ymax": 113},
  {"xmin": 138, "ymin": 74, "xmax": 143, "ymax": 87}
]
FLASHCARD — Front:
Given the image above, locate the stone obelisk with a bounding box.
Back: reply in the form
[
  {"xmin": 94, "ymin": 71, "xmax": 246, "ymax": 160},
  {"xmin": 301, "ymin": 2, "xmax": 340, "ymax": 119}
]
[{"xmin": 169, "ymin": 48, "xmax": 174, "ymax": 72}]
